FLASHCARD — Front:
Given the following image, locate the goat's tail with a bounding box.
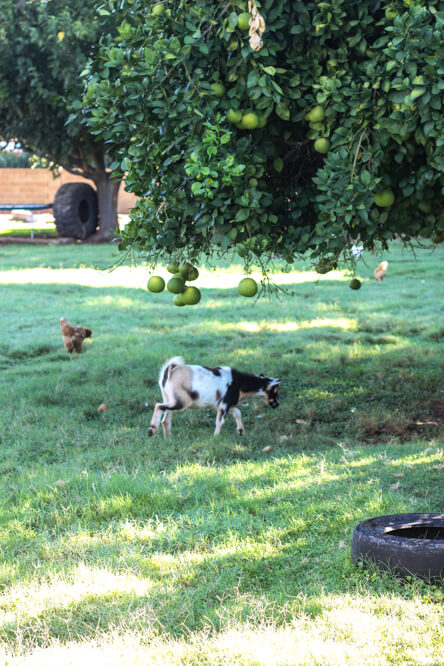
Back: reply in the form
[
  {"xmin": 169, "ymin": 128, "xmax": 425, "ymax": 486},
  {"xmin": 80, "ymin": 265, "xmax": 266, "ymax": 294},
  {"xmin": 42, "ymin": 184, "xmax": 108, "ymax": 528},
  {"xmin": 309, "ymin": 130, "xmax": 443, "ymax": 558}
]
[{"xmin": 159, "ymin": 356, "xmax": 185, "ymax": 385}]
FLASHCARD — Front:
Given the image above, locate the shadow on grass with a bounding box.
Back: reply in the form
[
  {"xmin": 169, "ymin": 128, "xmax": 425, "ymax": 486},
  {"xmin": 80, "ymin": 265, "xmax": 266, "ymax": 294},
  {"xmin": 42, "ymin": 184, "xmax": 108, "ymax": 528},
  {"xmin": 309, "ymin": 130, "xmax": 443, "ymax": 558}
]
[
  {"xmin": 0, "ymin": 450, "xmax": 442, "ymax": 649},
  {"xmin": 1, "ymin": 249, "xmax": 443, "ymax": 650}
]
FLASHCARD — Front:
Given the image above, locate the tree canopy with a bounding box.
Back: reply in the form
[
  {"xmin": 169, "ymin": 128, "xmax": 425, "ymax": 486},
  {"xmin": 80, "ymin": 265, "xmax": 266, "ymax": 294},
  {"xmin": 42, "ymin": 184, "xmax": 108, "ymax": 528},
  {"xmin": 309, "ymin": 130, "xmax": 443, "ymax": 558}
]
[
  {"xmin": 0, "ymin": 0, "xmax": 120, "ymax": 237},
  {"xmin": 86, "ymin": 0, "xmax": 443, "ymax": 266}
]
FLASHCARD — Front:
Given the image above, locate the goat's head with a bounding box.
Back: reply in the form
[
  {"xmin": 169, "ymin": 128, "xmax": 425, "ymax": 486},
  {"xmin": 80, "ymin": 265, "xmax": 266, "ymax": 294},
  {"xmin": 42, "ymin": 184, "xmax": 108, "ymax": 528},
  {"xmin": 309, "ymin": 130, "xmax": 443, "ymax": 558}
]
[{"xmin": 261, "ymin": 377, "xmax": 281, "ymax": 408}]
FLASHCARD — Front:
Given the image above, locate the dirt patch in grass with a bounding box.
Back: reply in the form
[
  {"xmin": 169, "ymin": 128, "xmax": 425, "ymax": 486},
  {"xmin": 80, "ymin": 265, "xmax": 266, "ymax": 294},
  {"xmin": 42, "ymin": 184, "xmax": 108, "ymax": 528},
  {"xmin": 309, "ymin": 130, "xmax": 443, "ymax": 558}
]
[{"xmin": 354, "ymin": 404, "xmax": 443, "ymax": 443}]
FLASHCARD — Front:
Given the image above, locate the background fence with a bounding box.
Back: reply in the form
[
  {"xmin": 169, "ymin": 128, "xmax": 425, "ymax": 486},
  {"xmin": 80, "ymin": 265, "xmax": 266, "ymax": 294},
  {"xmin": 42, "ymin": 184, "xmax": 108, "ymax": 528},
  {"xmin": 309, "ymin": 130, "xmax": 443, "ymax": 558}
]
[{"xmin": 0, "ymin": 168, "xmax": 137, "ymax": 214}]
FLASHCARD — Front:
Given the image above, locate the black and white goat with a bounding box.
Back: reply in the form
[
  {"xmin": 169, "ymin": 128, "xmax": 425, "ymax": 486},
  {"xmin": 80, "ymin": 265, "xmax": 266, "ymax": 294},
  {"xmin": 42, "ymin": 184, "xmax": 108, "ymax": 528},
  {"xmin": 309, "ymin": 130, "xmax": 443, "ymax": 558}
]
[{"xmin": 148, "ymin": 356, "xmax": 281, "ymax": 437}]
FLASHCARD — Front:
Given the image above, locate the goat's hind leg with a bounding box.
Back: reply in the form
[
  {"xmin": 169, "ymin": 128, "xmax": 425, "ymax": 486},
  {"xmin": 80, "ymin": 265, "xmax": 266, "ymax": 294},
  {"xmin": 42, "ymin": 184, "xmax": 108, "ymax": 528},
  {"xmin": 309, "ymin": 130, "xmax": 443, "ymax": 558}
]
[
  {"xmin": 148, "ymin": 397, "xmax": 186, "ymax": 437},
  {"xmin": 148, "ymin": 403, "xmax": 166, "ymax": 437}
]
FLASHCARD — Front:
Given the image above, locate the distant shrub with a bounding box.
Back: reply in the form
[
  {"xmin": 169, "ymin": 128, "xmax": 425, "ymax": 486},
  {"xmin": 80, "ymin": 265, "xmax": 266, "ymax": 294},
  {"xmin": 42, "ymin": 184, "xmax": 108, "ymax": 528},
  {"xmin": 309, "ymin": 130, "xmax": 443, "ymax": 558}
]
[{"xmin": 0, "ymin": 150, "xmax": 33, "ymax": 168}]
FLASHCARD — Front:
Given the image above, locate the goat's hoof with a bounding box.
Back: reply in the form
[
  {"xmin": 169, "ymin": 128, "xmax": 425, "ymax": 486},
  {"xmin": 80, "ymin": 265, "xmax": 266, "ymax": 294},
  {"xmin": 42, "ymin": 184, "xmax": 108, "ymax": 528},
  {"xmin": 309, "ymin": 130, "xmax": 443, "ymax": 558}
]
[
  {"xmin": 147, "ymin": 428, "xmax": 154, "ymax": 437},
  {"xmin": 238, "ymin": 429, "xmax": 244, "ymax": 436}
]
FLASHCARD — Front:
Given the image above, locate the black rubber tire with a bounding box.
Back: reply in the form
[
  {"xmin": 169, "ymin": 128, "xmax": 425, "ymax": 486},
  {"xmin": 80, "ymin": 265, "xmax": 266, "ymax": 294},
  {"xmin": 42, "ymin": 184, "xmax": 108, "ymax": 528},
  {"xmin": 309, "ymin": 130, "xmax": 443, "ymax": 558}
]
[
  {"xmin": 53, "ymin": 183, "xmax": 98, "ymax": 239},
  {"xmin": 351, "ymin": 513, "xmax": 444, "ymax": 582}
]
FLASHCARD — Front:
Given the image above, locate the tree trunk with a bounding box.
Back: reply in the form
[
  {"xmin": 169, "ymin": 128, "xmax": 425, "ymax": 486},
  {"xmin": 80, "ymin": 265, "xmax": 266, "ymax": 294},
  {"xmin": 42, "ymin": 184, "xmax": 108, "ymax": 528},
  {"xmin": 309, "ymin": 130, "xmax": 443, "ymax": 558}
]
[{"xmin": 88, "ymin": 170, "xmax": 121, "ymax": 241}]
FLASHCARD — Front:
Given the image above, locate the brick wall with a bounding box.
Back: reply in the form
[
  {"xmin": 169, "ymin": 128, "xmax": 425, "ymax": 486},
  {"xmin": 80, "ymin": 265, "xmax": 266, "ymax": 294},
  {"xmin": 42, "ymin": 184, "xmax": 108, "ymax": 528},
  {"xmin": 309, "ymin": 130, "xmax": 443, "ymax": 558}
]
[{"xmin": 0, "ymin": 168, "xmax": 138, "ymax": 214}]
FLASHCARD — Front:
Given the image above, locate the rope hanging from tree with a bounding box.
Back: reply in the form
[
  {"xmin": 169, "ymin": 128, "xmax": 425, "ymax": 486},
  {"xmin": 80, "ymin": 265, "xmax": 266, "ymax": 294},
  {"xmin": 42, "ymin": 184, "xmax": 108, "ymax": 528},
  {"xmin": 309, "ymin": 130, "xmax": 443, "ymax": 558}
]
[{"xmin": 248, "ymin": 0, "xmax": 266, "ymax": 52}]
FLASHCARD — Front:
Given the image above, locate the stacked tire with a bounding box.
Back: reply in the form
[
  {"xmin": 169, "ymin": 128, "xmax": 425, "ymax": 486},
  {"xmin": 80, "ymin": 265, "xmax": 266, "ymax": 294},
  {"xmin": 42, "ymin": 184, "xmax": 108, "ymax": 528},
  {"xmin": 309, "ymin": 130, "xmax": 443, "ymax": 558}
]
[{"xmin": 53, "ymin": 183, "xmax": 98, "ymax": 239}]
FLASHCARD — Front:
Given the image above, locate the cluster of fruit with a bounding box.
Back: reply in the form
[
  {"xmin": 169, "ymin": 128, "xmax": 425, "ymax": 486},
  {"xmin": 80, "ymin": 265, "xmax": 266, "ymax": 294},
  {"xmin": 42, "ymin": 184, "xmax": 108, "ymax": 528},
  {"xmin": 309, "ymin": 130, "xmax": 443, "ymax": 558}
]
[
  {"xmin": 306, "ymin": 105, "xmax": 330, "ymax": 154},
  {"xmin": 147, "ymin": 266, "xmax": 259, "ymax": 306},
  {"xmin": 225, "ymin": 108, "xmax": 267, "ymax": 130},
  {"xmin": 147, "ymin": 262, "xmax": 201, "ymax": 306},
  {"xmin": 305, "ymin": 106, "xmax": 396, "ymax": 208}
]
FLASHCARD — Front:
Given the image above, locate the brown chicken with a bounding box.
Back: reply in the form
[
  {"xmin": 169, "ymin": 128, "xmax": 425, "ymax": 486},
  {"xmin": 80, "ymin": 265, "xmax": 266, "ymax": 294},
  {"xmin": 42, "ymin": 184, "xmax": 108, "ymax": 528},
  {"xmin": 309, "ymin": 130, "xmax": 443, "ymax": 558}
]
[
  {"xmin": 60, "ymin": 317, "xmax": 92, "ymax": 358},
  {"xmin": 373, "ymin": 261, "xmax": 388, "ymax": 281}
]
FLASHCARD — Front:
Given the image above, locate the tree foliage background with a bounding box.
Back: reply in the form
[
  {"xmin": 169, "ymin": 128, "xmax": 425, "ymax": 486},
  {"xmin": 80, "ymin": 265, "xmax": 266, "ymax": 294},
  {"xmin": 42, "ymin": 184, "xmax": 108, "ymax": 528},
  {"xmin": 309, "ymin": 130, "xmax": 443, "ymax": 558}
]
[
  {"xmin": 0, "ymin": 0, "xmax": 121, "ymax": 237},
  {"xmin": 87, "ymin": 0, "xmax": 441, "ymax": 264}
]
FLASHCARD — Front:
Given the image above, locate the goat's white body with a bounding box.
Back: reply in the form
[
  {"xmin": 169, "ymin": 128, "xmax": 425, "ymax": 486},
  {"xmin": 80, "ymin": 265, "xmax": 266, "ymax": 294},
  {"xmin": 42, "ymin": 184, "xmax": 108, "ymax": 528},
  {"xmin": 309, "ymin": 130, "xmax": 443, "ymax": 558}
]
[
  {"xmin": 148, "ymin": 357, "xmax": 279, "ymax": 437},
  {"xmin": 161, "ymin": 364, "xmax": 232, "ymax": 409}
]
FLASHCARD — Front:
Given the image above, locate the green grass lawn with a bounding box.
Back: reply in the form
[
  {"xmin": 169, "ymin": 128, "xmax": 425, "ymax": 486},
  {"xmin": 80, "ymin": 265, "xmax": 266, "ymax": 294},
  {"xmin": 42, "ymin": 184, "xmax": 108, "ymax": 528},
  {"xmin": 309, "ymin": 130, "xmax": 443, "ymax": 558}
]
[
  {"xmin": 0, "ymin": 227, "xmax": 59, "ymax": 238},
  {"xmin": 0, "ymin": 242, "xmax": 443, "ymax": 665}
]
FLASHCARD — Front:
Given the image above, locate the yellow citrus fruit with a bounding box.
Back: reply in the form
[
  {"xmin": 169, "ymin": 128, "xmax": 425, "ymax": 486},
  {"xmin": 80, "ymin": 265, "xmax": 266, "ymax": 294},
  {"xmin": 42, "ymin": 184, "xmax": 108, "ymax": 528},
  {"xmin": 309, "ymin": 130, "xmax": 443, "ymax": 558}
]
[
  {"xmin": 210, "ymin": 82, "xmax": 226, "ymax": 97},
  {"xmin": 349, "ymin": 278, "xmax": 361, "ymax": 290},
  {"xmin": 147, "ymin": 276, "xmax": 165, "ymax": 293},
  {"xmin": 188, "ymin": 266, "xmax": 199, "ymax": 281},
  {"xmin": 306, "ymin": 105, "xmax": 325, "ymax": 122},
  {"xmin": 238, "ymin": 12, "xmax": 251, "ymax": 29},
  {"xmin": 173, "ymin": 293, "xmax": 186, "ymax": 306},
  {"xmin": 257, "ymin": 113, "xmax": 267, "ymax": 128},
  {"xmin": 152, "ymin": 3, "xmax": 165, "ymax": 16},
  {"xmin": 241, "ymin": 112, "xmax": 259, "ymax": 130},
  {"xmin": 227, "ymin": 109, "xmax": 242, "ymax": 123},
  {"xmin": 181, "ymin": 286, "xmax": 201, "ymax": 305},
  {"xmin": 57, "ymin": 31, "xmax": 65, "ymax": 42},
  {"xmin": 238, "ymin": 277, "xmax": 258, "ymax": 297},
  {"xmin": 166, "ymin": 261, "xmax": 179, "ymax": 273},
  {"xmin": 314, "ymin": 138, "xmax": 330, "ymax": 154},
  {"xmin": 374, "ymin": 189, "xmax": 395, "ymax": 207},
  {"xmin": 178, "ymin": 262, "xmax": 195, "ymax": 280},
  {"xmin": 167, "ymin": 276, "xmax": 185, "ymax": 294}
]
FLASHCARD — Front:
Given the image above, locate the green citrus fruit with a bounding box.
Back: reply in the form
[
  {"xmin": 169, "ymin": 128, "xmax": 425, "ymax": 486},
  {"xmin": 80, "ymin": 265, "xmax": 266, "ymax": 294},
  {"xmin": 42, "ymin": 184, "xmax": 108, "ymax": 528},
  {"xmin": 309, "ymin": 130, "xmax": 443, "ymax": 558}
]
[
  {"xmin": 249, "ymin": 178, "xmax": 258, "ymax": 187},
  {"xmin": 147, "ymin": 276, "xmax": 165, "ymax": 293},
  {"xmin": 306, "ymin": 105, "xmax": 325, "ymax": 122},
  {"xmin": 315, "ymin": 259, "xmax": 336, "ymax": 274},
  {"xmin": 181, "ymin": 286, "xmax": 201, "ymax": 305},
  {"xmin": 314, "ymin": 138, "xmax": 330, "ymax": 154},
  {"xmin": 238, "ymin": 277, "xmax": 258, "ymax": 297},
  {"xmin": 241, "ymin": 112, "xmax": 259, "ymax": 130},
  {"xmin": 237, "ymin": 12, "xmax": 251, "ymax": 29},
  {"xmin": 173, "ymin": 293, "xmax": 186, "ymax": 306},
  {"xmin": 374, "ymin": 189, "xmax": 395, "ymax": 207},
  {"xmin": 187, "ymin": 266, "xmax": 199, "ymax": 281},
  {"xmin": 273, "ymin": 157, "xmax": 284, "ymax": 173},
  {"xmin": 227, "ymin": 109, "xmax": 242, "ymax": 123},
  {"xmin": 178, "ymin": 262, "xmax": 195, "ymax": 280},
  {"xmin": 167, "ymin": 276, "xmax": 185, "ymax": 294},
  {"xmin": 210, "ymin": 82, "xmax": 226, "ymax": 97},
  {"xmin": 152, "ymin": 3, "xmax": 165, "ymax": 15},
  {"xmin": 257, "ymin": 113, "xmax": 267, "ymax": 128},
  {"xmin": 166, "ymin": 261, "xmax": 179, "ymax": 274},
  {"xmin": 349, "ymin": 278, "xmax": 362, "ymax": 290}
]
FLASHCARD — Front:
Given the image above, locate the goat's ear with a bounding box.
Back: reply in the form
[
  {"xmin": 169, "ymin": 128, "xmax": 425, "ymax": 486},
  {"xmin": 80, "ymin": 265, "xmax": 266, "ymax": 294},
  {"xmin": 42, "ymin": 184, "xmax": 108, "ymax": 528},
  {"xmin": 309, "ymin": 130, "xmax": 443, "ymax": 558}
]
[{"xmin": 273, "ymin": 379, "xmax": 281, "ymax": 385}]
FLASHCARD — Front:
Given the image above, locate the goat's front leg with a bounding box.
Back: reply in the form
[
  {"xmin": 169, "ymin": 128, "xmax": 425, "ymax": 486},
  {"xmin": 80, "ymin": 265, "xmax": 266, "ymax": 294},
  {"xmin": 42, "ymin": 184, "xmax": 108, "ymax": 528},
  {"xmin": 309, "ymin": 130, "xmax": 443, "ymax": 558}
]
[{"xmin": 230, "ymin": 406, "xmax": 244, "ymax": 435}]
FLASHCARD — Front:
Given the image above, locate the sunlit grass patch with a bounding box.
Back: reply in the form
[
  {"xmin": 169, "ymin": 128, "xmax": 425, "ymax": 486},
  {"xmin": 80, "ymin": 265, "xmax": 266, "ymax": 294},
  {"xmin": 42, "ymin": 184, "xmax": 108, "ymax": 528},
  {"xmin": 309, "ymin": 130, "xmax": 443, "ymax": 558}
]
[{"xmin": 0, "ymin": 241, "xmax": 443, "ymax": 663}]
